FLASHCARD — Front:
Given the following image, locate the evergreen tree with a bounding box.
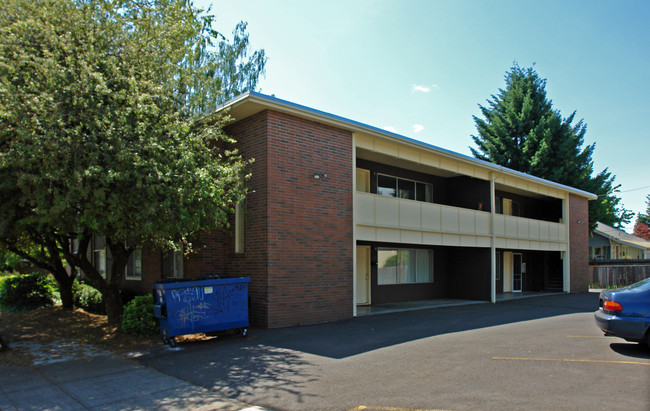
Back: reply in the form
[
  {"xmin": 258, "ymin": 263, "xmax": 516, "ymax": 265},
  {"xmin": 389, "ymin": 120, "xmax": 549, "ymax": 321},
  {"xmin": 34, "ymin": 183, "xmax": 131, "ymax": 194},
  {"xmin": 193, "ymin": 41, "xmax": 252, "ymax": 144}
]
[{"xmin": 471, "ymin": 64, "xmax": 631, "ymax": 230}]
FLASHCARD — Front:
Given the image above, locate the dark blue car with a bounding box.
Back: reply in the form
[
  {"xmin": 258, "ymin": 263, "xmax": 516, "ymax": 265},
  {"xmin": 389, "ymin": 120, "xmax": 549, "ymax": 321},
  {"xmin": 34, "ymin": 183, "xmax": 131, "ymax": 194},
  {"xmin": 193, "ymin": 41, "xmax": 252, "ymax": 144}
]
[{"xmin": 594, "ymin": 277, "xmax": 650, "ymax": 349}]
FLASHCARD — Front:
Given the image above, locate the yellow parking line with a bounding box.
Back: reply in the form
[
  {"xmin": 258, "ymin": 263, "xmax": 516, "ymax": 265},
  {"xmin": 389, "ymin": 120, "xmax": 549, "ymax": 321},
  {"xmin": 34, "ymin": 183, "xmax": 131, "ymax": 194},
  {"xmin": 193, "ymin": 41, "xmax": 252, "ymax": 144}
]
[
  {"xmin": 566, "ymin": 335, "xmax": 618, "ymax": 339},
  {"xmin": 350, "ymin": 407, "xmax": 451, "ymax": 411},
  {"xmin": 492, "ymin": 356, "xmax": 650, "ymax": 366}
]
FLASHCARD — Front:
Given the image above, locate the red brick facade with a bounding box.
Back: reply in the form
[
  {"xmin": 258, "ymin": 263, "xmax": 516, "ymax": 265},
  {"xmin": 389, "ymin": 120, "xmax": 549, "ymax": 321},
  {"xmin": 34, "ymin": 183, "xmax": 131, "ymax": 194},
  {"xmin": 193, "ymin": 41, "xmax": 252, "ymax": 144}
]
[
  {"xmin": 158, "ymin": 110, "xmax": 355, "ymax": 328},
  {"xmin": 569, "ymin": 194, "xmax": 590, "ymax": 292}
]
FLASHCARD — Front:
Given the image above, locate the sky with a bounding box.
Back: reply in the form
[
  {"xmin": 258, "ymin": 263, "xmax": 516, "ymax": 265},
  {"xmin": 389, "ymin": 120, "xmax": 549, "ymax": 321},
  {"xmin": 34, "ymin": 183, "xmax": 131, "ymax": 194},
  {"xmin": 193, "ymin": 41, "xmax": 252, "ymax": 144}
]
[{"xmin": 198, "ymin": 0, "xmax": 650, "ymax": 231}]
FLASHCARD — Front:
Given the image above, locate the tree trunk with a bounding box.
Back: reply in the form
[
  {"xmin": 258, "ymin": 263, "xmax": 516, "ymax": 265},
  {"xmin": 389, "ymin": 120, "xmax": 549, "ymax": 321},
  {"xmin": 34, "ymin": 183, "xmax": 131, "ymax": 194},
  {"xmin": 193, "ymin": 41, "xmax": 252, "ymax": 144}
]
[
  {"xmin": 103, "ymin": 284, "xmax": 124, "ymax": 325},
  {"xmin": 50, "ymin": 266, "xmax": 75, "ymax": 309}
]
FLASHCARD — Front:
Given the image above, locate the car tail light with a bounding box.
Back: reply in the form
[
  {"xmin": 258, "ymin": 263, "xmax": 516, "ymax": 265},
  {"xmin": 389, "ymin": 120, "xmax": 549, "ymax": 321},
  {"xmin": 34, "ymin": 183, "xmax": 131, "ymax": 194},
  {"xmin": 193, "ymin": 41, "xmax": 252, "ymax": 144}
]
[{"xmin": 603, "ymin": 300, "xmax": 623, "ymax": 312}]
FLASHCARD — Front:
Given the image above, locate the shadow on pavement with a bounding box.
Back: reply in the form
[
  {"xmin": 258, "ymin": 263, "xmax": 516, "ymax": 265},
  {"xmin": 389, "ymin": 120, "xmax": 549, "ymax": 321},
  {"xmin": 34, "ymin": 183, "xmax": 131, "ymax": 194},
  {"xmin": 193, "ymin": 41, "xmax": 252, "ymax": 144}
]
[
  {"xmin": 254, "ymin": 292, "xmax": 600, "ymax": 359},
  {"xmin": 609, "ymin": 343, "xmax": 650, "ymax": 359},
  {"xmin": 141, "ymin": 293, "xmax": 599, "ymax": 361},
  {"xmin": 137, "ymin": 293, "xmax": 600, "ymax": 405}
]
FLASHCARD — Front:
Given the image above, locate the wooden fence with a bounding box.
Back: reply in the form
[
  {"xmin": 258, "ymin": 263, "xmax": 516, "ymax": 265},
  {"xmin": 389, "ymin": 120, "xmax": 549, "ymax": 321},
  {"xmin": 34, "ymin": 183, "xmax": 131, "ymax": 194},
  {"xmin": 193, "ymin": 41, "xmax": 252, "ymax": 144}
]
[{"xmin": 589, "ymin": 259, "xmax": 650, "ymax": 287}]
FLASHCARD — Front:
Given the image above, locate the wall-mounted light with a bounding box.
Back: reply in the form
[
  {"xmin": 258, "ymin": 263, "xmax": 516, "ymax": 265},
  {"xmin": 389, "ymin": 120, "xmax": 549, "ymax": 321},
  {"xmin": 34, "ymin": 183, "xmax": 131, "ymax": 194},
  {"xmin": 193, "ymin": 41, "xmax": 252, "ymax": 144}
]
[
  {"xmin": 313, "ymin": 173, "xmax": 327, "ymax": 179},
  {"xmin": 577, "ymin": 219, "xmax": 584, "ymax": 224}
]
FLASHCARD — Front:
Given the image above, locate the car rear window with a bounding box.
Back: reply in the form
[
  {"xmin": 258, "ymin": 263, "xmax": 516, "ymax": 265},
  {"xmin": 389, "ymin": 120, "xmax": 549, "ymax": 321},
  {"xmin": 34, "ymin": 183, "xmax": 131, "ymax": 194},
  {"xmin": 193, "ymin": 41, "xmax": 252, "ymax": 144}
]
[{"xmin": 620, "ymin": 277, "xmax": 650, "ymax": 292}]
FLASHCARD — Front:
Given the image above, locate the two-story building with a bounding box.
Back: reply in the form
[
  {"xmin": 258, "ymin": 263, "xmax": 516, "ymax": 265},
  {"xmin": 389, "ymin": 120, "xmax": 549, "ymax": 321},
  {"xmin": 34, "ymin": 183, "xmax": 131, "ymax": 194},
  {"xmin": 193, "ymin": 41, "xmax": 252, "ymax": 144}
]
[{"xmin": 124, "ymin": 92, "xmax": 596, "ymax": 328}]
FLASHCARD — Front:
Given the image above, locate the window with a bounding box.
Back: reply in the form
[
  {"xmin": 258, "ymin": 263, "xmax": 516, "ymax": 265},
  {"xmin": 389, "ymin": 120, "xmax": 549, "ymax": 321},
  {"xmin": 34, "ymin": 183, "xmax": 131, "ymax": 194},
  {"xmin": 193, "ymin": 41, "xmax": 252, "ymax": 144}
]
[
  {"xmin": 163, "ymin": 248, "xmax": 183, "ymax": 278},
  {"xmin": 377, "ymin": 248, "xmax": 433, "ymax": 285},
  {"xmin": 125, "ymin": 248, "xmax": 142, "ymax": 280},
  {"xmin": 377, "ymin": 174, "xmax": 433, "ymax": 203},
  {"xmin": 93, "ymin": 235, "xmax": 107, "ymax": 278},
  {"xmin": 496, "ymin": 251, "xmax": 502, "ymax": 280}
]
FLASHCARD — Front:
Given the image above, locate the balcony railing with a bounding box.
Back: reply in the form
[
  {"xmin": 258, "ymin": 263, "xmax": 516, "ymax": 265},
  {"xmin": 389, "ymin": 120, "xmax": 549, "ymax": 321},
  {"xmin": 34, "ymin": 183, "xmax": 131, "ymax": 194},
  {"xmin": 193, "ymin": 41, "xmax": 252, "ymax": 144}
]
[{"xmin": 355, "ymin": 192, "xmax": 566, "ymax": 249}]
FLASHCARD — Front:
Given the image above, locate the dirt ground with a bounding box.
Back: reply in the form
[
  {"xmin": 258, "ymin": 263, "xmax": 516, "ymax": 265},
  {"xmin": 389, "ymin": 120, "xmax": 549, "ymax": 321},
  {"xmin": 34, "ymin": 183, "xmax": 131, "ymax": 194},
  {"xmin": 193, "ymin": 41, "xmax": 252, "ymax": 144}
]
[{"xmin": 0, "ymin": 306, "xmax": 210, "ymax": 368}]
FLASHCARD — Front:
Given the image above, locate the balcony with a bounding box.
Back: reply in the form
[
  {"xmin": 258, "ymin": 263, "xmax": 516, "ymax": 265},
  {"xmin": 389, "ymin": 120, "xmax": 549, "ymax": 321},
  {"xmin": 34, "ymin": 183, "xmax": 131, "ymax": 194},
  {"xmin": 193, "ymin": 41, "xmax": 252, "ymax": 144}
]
[{"xmin": 355, "ymin": 192, "xmax": 567, "ymax": 251}]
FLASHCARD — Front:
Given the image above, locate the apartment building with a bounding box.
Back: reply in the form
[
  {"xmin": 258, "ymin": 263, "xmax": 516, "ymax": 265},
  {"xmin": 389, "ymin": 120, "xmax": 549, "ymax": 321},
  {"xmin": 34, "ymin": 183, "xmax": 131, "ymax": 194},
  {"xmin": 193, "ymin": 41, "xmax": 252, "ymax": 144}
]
[{"xmin": 126, "ymin": 92, "xmax": 596, "ymax": 328}]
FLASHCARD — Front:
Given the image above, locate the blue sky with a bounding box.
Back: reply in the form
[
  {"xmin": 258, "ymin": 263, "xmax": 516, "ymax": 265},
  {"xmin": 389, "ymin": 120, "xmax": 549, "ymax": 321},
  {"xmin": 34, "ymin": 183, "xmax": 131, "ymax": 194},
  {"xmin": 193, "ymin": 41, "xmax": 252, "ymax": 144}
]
[{"xmin": 200, "ymin": 0, "xmax": 650, "ymax": 231}]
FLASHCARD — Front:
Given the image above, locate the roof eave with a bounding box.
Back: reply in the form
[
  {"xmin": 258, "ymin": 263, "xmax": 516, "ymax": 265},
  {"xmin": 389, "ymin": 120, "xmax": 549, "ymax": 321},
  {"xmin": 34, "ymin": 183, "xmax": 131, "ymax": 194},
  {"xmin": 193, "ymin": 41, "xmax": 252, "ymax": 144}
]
[{"xmin": 217, "ymin": 92, "xmax": 598, "ymax": 200}]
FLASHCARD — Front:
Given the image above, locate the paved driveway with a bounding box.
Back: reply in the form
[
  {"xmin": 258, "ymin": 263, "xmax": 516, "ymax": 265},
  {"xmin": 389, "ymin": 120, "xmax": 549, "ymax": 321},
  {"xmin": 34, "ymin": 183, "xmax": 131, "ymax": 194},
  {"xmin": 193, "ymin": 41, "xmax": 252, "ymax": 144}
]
[{"xmin": 138, "ymin": 293, "xmax": 650, "ymax": 411}]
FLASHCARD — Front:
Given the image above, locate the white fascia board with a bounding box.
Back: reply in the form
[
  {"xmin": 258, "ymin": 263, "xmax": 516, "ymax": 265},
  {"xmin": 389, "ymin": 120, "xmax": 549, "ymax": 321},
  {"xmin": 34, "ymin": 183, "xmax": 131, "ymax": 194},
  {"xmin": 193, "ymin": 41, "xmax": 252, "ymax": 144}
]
[{"xmin": 217, "ymin": 92, "xmax": 598, "ymax": 200}]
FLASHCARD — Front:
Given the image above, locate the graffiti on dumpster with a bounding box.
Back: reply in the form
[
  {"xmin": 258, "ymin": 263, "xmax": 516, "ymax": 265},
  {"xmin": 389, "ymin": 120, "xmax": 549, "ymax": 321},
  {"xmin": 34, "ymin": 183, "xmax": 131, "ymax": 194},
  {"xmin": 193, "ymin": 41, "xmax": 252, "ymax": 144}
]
[
  {"xmin": 177, "ymin": 301, "xmax": 211, "ymax": 330},
  {"xmin": 170, "ymin": 287, "xmax": 203, "ymax": 304},
  {"xmin": 171, "ymin": 283, "xmax": 247, "ymax": 330}
]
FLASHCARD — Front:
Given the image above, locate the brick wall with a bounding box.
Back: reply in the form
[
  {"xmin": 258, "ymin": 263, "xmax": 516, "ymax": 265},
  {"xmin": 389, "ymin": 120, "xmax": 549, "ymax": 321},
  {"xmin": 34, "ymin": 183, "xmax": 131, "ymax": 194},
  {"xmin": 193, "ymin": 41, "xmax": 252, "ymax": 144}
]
[
  {"xmin": 569, "ymin": 194, "xmax": 590, "ymax": 292},
  {"xmin": 263, "ymin": 110, "xmax": 353, "ymax": 327}
]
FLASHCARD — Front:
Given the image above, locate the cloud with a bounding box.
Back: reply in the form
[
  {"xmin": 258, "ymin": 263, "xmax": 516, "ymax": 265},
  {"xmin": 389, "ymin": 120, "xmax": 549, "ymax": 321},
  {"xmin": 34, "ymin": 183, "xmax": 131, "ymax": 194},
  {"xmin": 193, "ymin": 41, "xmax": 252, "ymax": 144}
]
[
  {"xmin": 383, "ymin": 126, "xmax": 398, "ymax": 133},
  {"xmin": 413, "ymin": 124, "xmax": 425, "ymax": 133},
  {"xmin": 412, "ymin": 85, "xmax": 431, "ymax": 93}
]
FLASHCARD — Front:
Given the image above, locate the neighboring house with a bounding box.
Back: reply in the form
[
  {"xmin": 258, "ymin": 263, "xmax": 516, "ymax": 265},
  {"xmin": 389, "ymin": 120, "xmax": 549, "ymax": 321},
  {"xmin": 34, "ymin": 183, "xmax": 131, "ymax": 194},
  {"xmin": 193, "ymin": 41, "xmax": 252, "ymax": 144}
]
[
  {"xmin": 589, "ymin": 222, "xmax": 650, "ymax": 260},
  {"xmin": 108, "ymin": 92, "xmax": 596, "ymax": 328}
]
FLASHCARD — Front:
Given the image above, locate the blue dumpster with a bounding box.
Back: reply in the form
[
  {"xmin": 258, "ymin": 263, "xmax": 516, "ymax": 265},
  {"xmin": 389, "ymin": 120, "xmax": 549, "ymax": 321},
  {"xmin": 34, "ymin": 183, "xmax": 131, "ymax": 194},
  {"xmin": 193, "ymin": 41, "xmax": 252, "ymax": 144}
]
[{"xmin": 152, "ymin": 276, "xmax": 250, "ymax": 347}]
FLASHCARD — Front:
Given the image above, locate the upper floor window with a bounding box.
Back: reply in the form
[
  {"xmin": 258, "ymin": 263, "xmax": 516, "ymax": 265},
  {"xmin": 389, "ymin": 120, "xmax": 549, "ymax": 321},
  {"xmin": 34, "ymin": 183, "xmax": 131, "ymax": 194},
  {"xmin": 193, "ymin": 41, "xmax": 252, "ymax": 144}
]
[
  {"xmin": 377, "ymin": 174, "xmax": 432, "ymax": 202},
  {"xmin": 496, "ymin": 197, "xmax": 520, "ymax": 216}
]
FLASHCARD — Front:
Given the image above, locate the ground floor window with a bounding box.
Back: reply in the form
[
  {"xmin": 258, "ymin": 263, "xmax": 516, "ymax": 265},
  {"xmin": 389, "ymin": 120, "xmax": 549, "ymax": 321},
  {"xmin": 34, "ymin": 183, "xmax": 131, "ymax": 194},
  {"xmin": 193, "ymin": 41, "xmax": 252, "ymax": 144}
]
[
  {"xmin": 377, "ymin": 247, "xmax": 433, "ymax": 284},
  {"xmin": 163, "ymin": 248, "xmax": 183, "ymax": 278},
  {"xmin": 125, "ymin": 248, "xmax": 142, "ymax": 280}
]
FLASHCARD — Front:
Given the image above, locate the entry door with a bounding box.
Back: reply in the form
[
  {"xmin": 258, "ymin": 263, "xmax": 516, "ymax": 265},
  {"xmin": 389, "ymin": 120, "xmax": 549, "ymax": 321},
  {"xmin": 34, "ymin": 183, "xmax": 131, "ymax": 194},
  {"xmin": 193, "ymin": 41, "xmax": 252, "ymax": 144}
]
[
  {"xmin": 503, "ymin": 252, "xmax": 513, "ymax": 292},
  {"xmin": 513, "ymin": 253, "xmax": 523, "ymax": 292},
  {"xmin": 356, "ymin": 246, "xmax": 371, "ymax": 305}
]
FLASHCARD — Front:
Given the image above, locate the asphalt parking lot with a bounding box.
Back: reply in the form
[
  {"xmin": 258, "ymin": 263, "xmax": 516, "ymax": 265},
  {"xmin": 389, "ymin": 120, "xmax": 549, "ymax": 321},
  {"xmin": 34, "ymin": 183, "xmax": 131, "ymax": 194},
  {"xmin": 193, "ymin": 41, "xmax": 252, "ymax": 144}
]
[{"xmin": 138, "ymin": 292, "xmax": 650, "ymax": 411}]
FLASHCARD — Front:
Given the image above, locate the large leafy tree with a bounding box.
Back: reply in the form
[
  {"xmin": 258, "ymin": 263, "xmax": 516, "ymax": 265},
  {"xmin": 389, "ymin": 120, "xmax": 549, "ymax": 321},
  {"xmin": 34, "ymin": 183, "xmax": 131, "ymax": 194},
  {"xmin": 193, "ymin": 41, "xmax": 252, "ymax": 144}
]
[
  {"xmin": 471, "ymin": 64, "xmax": 632, "ymax": 230},
  {"xmin": 0, "ymin": 0, "xmax": 266, "ymax": 323},
  {"xmin": 632, "ymin": 195, "xmax": 650, "ymax": 240}
]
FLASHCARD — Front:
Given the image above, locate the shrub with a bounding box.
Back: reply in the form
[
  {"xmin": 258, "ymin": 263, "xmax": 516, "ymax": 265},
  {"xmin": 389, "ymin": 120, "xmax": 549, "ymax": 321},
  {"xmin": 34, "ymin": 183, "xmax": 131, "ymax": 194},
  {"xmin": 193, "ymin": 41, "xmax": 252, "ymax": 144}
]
[
  {"xmin": 121, "ymin": 294, "xmax": 158, "ymax": 336},
  {"xmin": 0, "ymin": 273, "xmax": 57, "ymax": 311},
  {"xmin": 72, "ymin": 281, "xmax": 105, "ymax": 314}
]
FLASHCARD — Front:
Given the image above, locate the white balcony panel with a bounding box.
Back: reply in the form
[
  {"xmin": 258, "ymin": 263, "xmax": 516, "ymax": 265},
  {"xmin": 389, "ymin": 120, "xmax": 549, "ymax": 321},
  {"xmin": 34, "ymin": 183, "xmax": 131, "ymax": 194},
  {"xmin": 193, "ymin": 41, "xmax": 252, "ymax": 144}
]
[
  {"xmin": 422, "ymin": 204, "xmax": 442, "ymax": 230},
  {"xmin": 356, "ymin": 194, "xmax": 375, "ymax": 225},
  {"xmin": 460, "ymin": 235, "xmax": 477, "ymax": 247},
  {"xmin": 442, "ymin": 207, "xmax": 459, "ymax": 232},
  {"xmin": 376, "ymin": 227, "xmax": 400, "ymax": 243},
  {"xmin": 400, "ymin": 201, "xmax": 421, "ymax": 228},
  {"xmin": 476, "ymin": 237, "xmax": 492, "ymax": 247},
  {"xmin": 356, "ymin": 226, "xmax": 377, "ymax": 241},
  {"xmin": 494, "ymin": 214, "xmax": 506, "ymax": 236},
  {"xmin": 423, "ymin": 232, "xmax": 443, "ymax": 245},
  {"xmin": 517, "ymin": 219, "xmax": 529, "ymax": 238},
  {"xmin": 401, "ymin": 230, "xmax": 423, "ymax": 244},
  {"xmin": 442, "ymin": 234, "xmax": 461, "ymax": 246},
  {"xmin": 375, "ymin": 196, "xmax": 399, "ymax": 226},
  {"xmin": 459, "ymin": 209, "xmax": 475, "ymax": 234},
  {"xmin": 475, "ymin": 212, "xmax": 491, "ymax": 236},
  {"xmin": 505, "ymin": 217, "xmax": 517, "ymax": 237}
]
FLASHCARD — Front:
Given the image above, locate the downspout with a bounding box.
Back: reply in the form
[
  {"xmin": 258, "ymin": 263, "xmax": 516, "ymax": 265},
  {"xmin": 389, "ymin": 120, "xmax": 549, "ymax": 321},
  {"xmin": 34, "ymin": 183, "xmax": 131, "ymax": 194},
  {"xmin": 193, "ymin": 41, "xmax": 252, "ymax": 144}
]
[
  {"xmin": 490, "ymin": 173, "xmax": 496, "ymax": 303},
  {"xmin": 352, "ymin": 133, "xmax": 358, "ymax": 317}
]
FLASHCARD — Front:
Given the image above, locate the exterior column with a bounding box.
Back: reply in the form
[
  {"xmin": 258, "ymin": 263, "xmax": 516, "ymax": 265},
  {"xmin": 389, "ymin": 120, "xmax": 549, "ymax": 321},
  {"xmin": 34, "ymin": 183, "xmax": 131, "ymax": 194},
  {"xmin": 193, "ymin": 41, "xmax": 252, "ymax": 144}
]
[{"xmin": 563, "ymin": 192, "xmax": 571, "ymax": 292}]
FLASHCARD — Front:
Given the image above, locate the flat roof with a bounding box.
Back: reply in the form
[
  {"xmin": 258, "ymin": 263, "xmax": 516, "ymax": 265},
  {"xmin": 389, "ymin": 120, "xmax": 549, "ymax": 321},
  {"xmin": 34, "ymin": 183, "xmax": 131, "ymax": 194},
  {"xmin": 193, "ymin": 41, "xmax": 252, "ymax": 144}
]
[{"xmin": 216, "ymin": 91, "xmax": 597, "ymax": 200}]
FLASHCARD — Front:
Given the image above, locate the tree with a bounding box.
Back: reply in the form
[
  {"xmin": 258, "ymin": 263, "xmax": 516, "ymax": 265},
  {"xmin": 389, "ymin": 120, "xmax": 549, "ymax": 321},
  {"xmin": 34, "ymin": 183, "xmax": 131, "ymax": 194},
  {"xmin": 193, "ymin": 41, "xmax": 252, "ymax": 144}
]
[
  {"xmin": 632, "ymin": 195, "xmax": 650, "ymax": 240},
  {"xmin": 0, "ymin": 0, "xmax": 266, "ymax": 323},
  {"xmin": 471, "ymin": 64, "xmax": 632, "ymax": 230}
]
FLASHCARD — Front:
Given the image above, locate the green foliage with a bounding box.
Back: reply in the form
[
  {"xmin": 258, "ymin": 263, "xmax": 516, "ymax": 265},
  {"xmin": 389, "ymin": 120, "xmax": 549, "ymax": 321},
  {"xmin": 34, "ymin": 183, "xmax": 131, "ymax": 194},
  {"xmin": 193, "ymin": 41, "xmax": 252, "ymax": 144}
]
[
  {"xmin": 72, "ymin": 281, "xmax": 105, "ymax": 314},
  {"xmin": 121, "ymin": 295, "xmax": 158, "ymax": 336},
  {"xmin": 0, "ymin": 273, "xmax": 57, "ymax": 311},
  {"xmin": 633, "ymin": 195, "xmax": 650, "ymax": 240},
  {"xmin": 471, "ymin": 63, "xmax": 631, "ymax": 230},
  {"xmin": 0, "ymin": 0, "xmax": 265, "ymax": 323},
  {"xmin": 0, "ymin": 250, "xmax": 22, "ymax": 272}
]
